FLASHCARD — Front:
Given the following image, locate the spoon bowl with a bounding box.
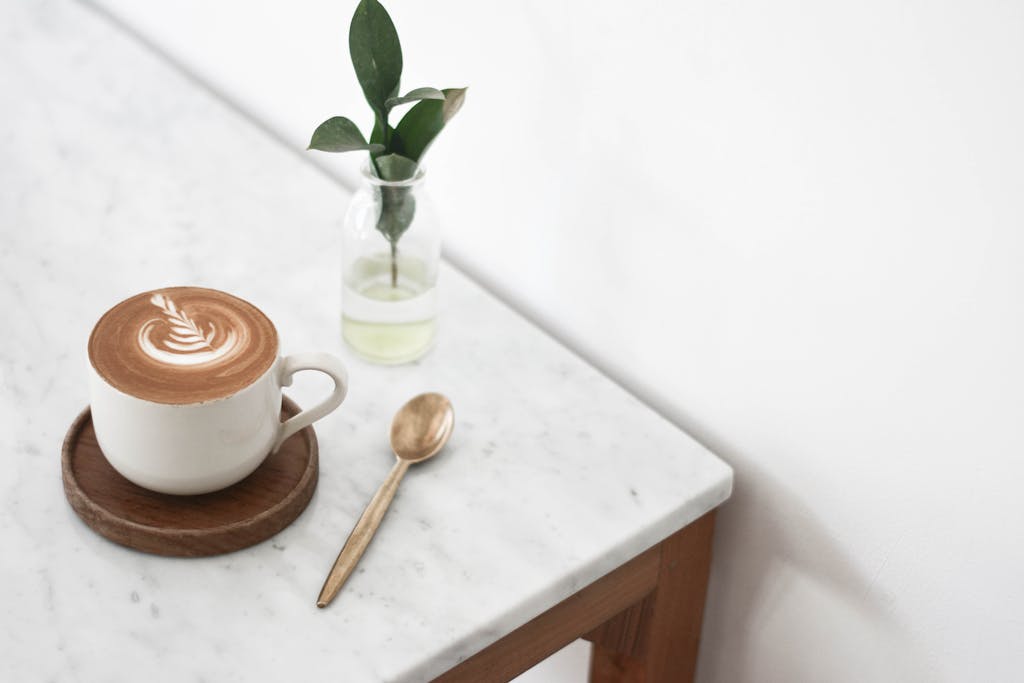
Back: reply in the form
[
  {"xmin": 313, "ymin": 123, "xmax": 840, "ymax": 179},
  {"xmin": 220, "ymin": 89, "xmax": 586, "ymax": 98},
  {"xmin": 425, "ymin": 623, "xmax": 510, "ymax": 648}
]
[{"xmin": 390, "ymin": 392, "xmax": 454, "ymax": 462}]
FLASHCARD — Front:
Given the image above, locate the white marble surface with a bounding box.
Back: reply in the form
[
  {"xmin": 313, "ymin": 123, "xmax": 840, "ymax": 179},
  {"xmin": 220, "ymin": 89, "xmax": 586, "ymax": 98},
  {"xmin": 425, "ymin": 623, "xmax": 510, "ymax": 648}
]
[{"xmin": 0, "ymin": 1, "xmax": 732, "ymax": 681}]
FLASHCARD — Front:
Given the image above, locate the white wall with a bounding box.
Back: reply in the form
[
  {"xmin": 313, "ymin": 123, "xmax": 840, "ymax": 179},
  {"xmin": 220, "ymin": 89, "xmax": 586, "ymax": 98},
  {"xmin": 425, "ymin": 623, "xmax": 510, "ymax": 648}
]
[{"xmin": 85, "ymin": 0, "xmax": 1024, "ymax": 679}]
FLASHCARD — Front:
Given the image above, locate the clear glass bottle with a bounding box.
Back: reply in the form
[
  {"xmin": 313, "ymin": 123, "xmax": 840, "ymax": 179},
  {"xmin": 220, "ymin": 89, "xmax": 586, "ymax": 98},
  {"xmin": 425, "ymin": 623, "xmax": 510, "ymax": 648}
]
[{"xmin": 341, "ymin": 164, "xmax": 440, "ymax": 364}]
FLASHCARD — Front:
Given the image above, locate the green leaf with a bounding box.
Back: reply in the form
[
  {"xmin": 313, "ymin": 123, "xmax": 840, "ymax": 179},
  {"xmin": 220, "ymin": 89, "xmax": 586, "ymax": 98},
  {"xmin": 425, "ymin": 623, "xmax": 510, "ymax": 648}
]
[
  {"xmin": 349, "ymin": 0, "xmax": 403, "ymax": 122},
  {"xmin": 374, "ymin": 153, "xmax": 419, "ymax": 181},
  {"xmin": 385, "ymin": 87, "xmax": 445, "ymax": 111},
  {"xmin": 307, "ymin": 116, "xmax": 384, "ymax": 153},
  {"xmin": 376, "ymin": 185, "xmax": 416, "ymax": 244},
  {"xmin": 394, "ymin": 87, "xmax": 467, "ymax": 162},
  {"xmin": 370, "ymin": 154, "xmax": 419, "ymax": 245},
  {"xmin": 370, "ymin": 119, "xmax": 405, "ymax": 157}
]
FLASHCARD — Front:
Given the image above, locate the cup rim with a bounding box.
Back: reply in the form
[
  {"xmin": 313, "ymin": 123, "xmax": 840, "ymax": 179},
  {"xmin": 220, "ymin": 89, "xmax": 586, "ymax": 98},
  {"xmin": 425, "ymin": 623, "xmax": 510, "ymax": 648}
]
[
  {"xmin": 88, "ymin": 357, "xmax": 281, "ymax": 407},
  {"xmin": 88, "ymin": 286, "xmax": 280, "ymax": 405}
]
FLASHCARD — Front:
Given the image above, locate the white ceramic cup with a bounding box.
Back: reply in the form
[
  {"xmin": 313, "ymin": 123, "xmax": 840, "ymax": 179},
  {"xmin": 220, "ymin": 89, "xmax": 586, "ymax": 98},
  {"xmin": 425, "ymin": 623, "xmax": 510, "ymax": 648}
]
[{"xmin": 89, "ymin": 342, "xmax": 348, "ymax": 496}]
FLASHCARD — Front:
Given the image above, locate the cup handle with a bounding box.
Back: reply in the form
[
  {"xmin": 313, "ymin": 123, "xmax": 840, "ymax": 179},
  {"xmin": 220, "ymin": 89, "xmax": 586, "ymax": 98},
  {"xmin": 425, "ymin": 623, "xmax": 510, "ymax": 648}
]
[{"xmin": 274, "ymin": 352, "xmax": 349, "ymax": 452}]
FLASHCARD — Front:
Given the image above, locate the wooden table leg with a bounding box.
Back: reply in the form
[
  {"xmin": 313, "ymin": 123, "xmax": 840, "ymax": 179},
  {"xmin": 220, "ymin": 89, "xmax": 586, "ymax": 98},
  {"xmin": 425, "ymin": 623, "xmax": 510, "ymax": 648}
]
[{"xmin": 585, "ymin": 511, "xmax": 716, "ymax": 683}]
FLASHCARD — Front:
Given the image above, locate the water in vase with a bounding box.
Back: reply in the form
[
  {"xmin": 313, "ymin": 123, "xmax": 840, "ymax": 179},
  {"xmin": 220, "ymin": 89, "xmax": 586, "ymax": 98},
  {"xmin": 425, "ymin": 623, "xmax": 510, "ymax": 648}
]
[{"xmin": 342, "ymin": 253, "xmax": 437, "ymax": 364}]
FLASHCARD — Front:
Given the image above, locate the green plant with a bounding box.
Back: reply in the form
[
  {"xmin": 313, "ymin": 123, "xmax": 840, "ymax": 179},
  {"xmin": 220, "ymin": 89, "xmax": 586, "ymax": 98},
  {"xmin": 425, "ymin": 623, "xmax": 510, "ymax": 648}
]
[{"xmin": 308, "ymin": 0, "xmax": 466, "ymax": 287}]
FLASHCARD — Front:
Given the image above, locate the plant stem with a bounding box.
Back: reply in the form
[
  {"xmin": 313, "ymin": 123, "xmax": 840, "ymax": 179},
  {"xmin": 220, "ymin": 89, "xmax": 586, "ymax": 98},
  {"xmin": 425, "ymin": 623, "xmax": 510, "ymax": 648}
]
[
  {"xmin": 384, "ymin": 105, "xmax": 395, "ymax": 290},
  {"xmin": 380, "ymin": 109, "xmax": 391, "ymax": 152},
  {"xmin": 390, "ymin": 240, "xmax": 398, "ymax": 288},
  {"xmin": 371, "ymin": 109, "xmax": 390, "ymax": 178}
]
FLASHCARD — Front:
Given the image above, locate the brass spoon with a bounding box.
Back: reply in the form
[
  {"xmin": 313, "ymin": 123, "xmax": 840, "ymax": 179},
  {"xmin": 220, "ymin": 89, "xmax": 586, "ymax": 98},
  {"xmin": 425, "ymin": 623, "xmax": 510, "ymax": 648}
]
[{"xmin": 317, "ymin": 392, "xmax": 454, "ymax": 608}]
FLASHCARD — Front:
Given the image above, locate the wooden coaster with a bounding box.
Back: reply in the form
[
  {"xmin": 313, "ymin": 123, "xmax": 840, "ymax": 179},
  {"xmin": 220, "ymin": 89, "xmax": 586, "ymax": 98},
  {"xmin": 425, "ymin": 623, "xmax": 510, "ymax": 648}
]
[{"xmin": 62, "ymin": 396, "xmax": 318, "ymax": 557}]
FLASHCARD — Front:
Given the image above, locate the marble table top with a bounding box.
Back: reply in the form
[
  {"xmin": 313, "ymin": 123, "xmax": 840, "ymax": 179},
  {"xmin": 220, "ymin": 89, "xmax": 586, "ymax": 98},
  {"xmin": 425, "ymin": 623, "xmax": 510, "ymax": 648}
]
[{"xmin": 0, "ymin": 2, "xmax": 732, "ymax": 681}]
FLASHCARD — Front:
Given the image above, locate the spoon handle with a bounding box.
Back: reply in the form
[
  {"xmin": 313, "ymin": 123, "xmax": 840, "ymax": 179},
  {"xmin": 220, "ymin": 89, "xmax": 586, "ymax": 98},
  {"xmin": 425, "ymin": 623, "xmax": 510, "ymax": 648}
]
[{"xmin": 317, "ymin": 458, "xmax": 410, "ymax": 608}]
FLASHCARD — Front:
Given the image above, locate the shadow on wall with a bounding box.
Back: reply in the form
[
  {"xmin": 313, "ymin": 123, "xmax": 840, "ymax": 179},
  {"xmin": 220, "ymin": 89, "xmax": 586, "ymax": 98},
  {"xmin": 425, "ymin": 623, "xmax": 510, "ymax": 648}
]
[{"xmin": 693, "ymin": 448, "xmax": 938, "ymax": 683}]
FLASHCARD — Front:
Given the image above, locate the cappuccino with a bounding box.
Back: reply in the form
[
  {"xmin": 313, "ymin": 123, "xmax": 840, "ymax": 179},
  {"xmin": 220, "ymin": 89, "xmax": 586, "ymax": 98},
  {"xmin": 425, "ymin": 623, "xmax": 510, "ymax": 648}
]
[{"xmin": 89, "ymin": 287, "xmax": 278, "ymax": 404}]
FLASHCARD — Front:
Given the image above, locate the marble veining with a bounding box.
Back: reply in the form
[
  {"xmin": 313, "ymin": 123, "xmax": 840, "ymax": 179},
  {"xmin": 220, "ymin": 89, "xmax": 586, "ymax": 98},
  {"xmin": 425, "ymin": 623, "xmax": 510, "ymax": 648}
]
[{"xmin": 0, "ymin": 1, "xmax": 732, "ymax": 681}]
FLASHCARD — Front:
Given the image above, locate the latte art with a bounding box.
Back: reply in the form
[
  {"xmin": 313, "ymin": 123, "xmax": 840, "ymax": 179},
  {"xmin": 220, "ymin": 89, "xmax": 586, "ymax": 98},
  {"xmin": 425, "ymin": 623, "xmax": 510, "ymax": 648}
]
[
  {"xmin": 89, "ymin": 287, "xmax": 279, "ymax": 404},
  {"xmin": 138, "ymin": 293, "xmax": 241, "ymax": 366}
]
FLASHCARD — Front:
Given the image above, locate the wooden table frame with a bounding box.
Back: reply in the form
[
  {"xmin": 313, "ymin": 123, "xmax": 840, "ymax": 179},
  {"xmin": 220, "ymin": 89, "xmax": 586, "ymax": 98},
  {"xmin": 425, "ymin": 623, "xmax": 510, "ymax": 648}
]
[{"xmin": 434, "ymin": 511, "xmax": 716, "ymax": 683}]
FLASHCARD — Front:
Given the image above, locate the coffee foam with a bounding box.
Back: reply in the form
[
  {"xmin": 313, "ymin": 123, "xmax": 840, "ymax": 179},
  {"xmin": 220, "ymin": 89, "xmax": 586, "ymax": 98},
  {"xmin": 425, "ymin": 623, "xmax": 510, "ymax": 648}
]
[{"xmin": 89, "ymin": 287, "xmax": 279, "ymax": 404}]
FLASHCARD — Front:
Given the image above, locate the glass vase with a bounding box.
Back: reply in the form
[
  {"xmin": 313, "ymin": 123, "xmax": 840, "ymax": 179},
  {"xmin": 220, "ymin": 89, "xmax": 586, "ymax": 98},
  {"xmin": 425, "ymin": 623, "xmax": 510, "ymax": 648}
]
[{"xmin": 341, "ymin": 164, "xmax": 440, "ymax": 364}]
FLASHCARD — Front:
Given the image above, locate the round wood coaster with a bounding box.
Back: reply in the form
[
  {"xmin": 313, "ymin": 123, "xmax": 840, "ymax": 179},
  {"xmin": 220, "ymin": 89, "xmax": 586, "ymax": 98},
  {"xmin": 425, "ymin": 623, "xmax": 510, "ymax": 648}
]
[{"xmin": 62, "ymin": 396, "xmax": 318, "ymax": 557}]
